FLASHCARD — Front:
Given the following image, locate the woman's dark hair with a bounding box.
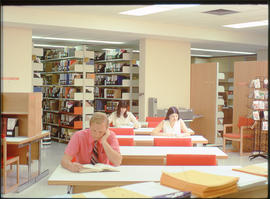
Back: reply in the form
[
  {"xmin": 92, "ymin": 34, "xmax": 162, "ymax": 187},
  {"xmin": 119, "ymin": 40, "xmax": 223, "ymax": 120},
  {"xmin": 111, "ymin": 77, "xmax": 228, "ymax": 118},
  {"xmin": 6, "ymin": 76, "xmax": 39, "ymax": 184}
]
[
  {"xmin": 116, "ymin": 101, "xmax": 129, "ymax": 118},
  {"xmin": 165, "ymin": 106, "xmax": 180, "ymax": 120}
]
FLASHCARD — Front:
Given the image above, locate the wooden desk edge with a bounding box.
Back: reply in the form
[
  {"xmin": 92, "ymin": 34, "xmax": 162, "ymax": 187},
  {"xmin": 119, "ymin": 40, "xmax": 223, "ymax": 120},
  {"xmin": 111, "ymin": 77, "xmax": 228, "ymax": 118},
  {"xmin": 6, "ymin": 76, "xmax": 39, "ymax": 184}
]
[{"xmin": 6, "ymin": 131, "xmax": 50, "ymax": 145}]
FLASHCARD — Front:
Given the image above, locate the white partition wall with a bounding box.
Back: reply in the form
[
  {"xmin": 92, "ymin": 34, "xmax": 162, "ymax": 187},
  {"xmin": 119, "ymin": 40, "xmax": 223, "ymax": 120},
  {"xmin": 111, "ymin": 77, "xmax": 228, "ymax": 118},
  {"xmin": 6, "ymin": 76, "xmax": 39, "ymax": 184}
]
[
  {"xmin": 2, "ymin": 26, "xmax": 32, "ymax": 92},
  {"xmin": 139, "ymin": 38, "xmax": 190, "ymax": 120}
]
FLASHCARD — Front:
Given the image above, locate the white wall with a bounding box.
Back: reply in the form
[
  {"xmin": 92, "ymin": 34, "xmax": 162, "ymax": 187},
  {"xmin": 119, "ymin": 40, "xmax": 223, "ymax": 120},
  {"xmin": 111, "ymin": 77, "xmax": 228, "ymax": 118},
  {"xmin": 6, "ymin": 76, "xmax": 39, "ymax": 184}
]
[
  {"xmin": 257, "ymin": 49, "xmax": 268, "ymax": 61},
  {"xmin": 139, "ymin": 38, "xmax": 190, "ymax": 120},
  {"xmin": 2, "ymin": 26, "xmax": 32, "ymax": 92}
]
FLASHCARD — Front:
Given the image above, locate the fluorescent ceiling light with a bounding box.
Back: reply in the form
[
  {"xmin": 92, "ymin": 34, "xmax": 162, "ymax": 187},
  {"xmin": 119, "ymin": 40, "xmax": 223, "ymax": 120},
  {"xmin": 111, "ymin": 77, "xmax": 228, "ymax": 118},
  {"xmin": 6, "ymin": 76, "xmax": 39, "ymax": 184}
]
[
  {"xmin": 191, "ymin": 54, "xmax": 213, "ymax": 57},
  {"xmin": 191, "ymin": 48, "xmax": 256, "ymax": 55},
  {"xmin": 223, "ymin": 20, "xmax": 268, "ymax": 28},
  {"xmin": 102, "ymin": 49, "xmax": 140, "ymax": 53},
  {"xmin": 32, "ymin": 36, "xmax": 124, "ymax": 44},
  {"xmin": 119, "ymin": 4, "xmax": 199, "ymax": 16},
  {"xmin": 102, "ymin": 48, "xmax": 116, "ymax": 51},
  {"xmin": 33, "ymin": 44, "xmax": 68, "ymax": 48}
]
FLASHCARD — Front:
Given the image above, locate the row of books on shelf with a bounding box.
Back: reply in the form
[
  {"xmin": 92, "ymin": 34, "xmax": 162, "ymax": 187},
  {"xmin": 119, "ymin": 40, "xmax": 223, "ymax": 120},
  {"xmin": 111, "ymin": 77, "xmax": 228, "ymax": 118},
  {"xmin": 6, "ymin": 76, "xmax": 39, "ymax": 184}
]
[
  {"xmin": 95, "ymin": 49, "xmax": 132, "ymax": 61},
  {"xmin": 44, "ymin": 48, "xmax": 94, "ymax": 60},
  {"xmin": 249, "ymin": 78, "xmax": 268, "ymax": 89},
  {"xmin": 43, "ymin": 114, "xmax": 83, "ymax": 129},
  {"xmin": 44, "ymin": 59, "xmax": 93, "ymax": 72},
  {"xmin": 43, "ymin": 74, "xmax": 95, "ymax": 86},
  {"xmin": 95, "ymin": 100, "xmax": 119, "ymax": 112},
  {"xmin": 96, "ymin": 62, "xmax": 129, "ymax": 73},
  {"xmin": 95, "ymin": 75, "xmax": 129, "ymax": 86},
  {"xmin": 43, "ymin": 87, "xmax": 94, "ymax": 99}
]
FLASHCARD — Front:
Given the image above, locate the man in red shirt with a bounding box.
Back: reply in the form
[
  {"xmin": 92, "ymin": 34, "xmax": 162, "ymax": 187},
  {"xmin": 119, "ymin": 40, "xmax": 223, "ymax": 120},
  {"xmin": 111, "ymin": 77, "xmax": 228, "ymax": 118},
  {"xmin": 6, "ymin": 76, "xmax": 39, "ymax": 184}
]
[{"xmin": 61, "ymin": 112, "xmax": 122, "ymax": 172}]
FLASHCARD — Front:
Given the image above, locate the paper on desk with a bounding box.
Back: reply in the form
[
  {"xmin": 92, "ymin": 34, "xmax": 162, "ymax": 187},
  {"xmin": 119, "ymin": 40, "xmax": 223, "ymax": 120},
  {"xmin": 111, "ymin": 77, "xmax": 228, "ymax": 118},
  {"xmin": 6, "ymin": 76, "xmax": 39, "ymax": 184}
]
[
  {"xmin": 232, "ymin": 165, "xmax": 268, "ymax": 177},
  {"xmin": 123, "ymin": 182, "xmax": 181, "ymax": 197},
  {"xmin": 73, "ymin": 191, "xmax": 106, "ymax": 198},
  {"xmin": 99, "ymin": 187, "xmax": 149, "ymax": 198}
]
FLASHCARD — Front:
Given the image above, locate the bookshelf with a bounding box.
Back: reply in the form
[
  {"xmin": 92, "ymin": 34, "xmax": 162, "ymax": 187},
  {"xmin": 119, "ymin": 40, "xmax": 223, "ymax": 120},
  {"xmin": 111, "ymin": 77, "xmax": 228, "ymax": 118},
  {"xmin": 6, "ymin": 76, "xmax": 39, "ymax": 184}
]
[
  {"xmin": 217, "ymin": 73, "xmax": 225, "ymax": 136},
  {"xmin": 40, "ymin": 47, "xmax": 95, "ymax": 142},
  {"xmin": 219, "ymin": 72, "xmax": 234, "ymax": 108},
  {"xmin": 94, "ymin": 49, "xmax": 139, "ymax": 119},
  {"xmin": 1, "ymin": 92, "xmax": 42, "ymax": 137},
  {"xmin": 32, "ymin": 47, "xmax": 44, "ymax": 92}
]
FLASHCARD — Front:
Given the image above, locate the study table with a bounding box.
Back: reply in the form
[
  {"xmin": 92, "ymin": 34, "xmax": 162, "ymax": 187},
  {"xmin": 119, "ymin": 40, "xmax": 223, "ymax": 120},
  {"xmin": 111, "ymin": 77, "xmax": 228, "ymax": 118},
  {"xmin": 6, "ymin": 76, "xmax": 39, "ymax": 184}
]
[
  {"xmin": 6, "ymin": 130, "xmax": 50, "ymax": 192},
  {"xmin": 48, "ymin": 164, "xmax": 267, "ymax": 197},
  {"xmin": 133, "ymin": 127, "xmax": 195, "ymax": 135},
  {"xmin": 116, "ymin": 135, "xmax": 208, "ymax": 146},
  {"xmin": 119, "ymin": 146, "xmax": 228, "ymax": 165}
]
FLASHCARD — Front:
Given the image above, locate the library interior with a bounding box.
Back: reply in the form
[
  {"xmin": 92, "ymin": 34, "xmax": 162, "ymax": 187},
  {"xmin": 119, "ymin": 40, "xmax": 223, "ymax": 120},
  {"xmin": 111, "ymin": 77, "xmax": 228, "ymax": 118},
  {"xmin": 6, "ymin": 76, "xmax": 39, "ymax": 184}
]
[{"xmin": 1, "ymin": 4, "xmax": 268, "ymax": 198}]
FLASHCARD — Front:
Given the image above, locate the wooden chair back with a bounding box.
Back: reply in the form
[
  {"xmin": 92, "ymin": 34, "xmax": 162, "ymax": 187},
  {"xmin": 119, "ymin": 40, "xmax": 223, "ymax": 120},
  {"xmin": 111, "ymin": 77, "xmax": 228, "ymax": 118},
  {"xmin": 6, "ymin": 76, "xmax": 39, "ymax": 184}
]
[
  {"xmin": 109, "ymin": 128, "xmax": 134, "ymax": 135},
  {"xmin": 166, "ymin": 154, "xmax": 217, "ymax": 166},
  {"xmin": 117, "ymin": 138, "xmax": 134, "ymax": 146},
  {"xmin": 154, "ymin": 138, "xmax": 192, "ymax": 147},
  {"xmin": 146, "ymin": 117, "xmax": 165, "ymax": 122},
  {"xmin": 147, "ymin": 122, "xmax": 160, "ymax": 128}
]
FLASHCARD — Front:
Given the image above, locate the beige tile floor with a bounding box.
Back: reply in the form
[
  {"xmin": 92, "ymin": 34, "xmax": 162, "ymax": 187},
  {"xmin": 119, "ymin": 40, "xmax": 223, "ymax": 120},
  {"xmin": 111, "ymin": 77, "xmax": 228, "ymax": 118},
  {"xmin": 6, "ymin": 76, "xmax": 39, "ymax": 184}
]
[{"xmin": 2, "ymin": 141, "xmax": 268, "ymax": 198}]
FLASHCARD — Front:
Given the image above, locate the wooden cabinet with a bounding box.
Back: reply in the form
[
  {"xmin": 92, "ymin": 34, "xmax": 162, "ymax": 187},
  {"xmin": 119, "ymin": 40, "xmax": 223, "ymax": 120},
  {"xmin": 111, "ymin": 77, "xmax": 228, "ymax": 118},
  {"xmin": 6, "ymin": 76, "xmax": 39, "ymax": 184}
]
[
  {"xmin": 2, "ymin": 92, "xmax": 42, "ymax": 137},
  {"xmin": 233, "ymin": 61, "xmax": 268, "ymax": 152}
]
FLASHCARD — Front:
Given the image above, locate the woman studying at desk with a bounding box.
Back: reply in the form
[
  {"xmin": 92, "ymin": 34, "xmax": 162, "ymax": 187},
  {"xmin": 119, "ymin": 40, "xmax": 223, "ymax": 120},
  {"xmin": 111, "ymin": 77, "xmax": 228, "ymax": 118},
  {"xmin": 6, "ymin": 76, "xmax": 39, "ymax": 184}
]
[
  {"xmin": 108, "ymin": 101, "xmax": 141, "ymax": 129},
  {"xmin": 151, "ymin": 106, "xmax": 190, "ymax": 137}
]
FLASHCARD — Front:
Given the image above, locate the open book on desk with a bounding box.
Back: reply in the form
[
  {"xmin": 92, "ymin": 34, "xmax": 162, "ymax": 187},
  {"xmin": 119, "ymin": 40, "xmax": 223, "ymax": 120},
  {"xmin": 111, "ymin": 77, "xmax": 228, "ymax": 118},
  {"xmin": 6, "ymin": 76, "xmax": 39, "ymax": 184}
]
[{"xmin": 79, "ymin": 163, "xmax": 119, "ymax": 173}]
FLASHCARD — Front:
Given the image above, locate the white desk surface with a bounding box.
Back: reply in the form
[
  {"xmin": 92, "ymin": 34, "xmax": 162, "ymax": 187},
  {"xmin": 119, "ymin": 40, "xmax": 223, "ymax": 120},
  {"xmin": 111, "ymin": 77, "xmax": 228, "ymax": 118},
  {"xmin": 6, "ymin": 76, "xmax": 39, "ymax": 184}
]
[
  {"xmin": 6, "ymin": 130, "xmax": 50, "ymax": 143},
  {"xmin": 116, "ymin": 135, "xmax": 208, "ymax": 143},
  {"xmin": 133, "ymin": 127, "xmax": 194, "ymax": 133},
  {"xmin": 48, "ymin": 165, "xmax": 267, "ymax": 189},
  {"xmin": 119, "ymin": 146, "xmax": 228, "ymax": 159}
]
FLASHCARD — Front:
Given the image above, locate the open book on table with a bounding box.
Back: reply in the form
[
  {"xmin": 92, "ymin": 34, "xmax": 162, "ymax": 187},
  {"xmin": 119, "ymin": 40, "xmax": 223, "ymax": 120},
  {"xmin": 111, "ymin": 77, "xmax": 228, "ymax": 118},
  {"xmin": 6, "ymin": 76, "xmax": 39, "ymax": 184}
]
[{"xmin": 79, "ymin": 163, "xmax": 119, "ymax": 173}]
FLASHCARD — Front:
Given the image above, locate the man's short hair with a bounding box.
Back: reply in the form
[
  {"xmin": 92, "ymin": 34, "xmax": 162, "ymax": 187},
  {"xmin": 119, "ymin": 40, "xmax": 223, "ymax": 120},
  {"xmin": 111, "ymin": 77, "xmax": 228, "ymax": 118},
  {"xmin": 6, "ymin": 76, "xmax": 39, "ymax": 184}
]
[{"xmin": 90, "ymin": 112, "xmax": 109, "ymax": 128}]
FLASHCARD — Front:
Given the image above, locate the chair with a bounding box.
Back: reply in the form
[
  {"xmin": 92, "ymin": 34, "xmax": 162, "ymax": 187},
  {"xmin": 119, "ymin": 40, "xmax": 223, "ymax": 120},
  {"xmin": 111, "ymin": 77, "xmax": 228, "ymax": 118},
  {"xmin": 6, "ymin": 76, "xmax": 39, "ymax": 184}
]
[
  {"xmin": 154, "ymin": 138, "xmax": 192, "ymax": 147},
  {"xmin": 109, "ymin": 128, "xmax": 134, "ymax": 135},
  {"xmin": 147, "ymin": 121, "xmax": 160, "ymax": 128},
  {"xmin": 166, "ymin": 154, "xmax": 217, "ymax": 165},
  {"xmin": 1, "ymin": 134, "xmax": 20, "ymax": 194},
  {"xmin": 146, "ymin": 117, "xmax": 165, "ymax": 122},
  {"xmin": 117, "ymin": 138, "xmax": 134, "ymax": 146},
  {"xmin": 223, "ymin": 116, "xmax": 255, "ymax": 156}
]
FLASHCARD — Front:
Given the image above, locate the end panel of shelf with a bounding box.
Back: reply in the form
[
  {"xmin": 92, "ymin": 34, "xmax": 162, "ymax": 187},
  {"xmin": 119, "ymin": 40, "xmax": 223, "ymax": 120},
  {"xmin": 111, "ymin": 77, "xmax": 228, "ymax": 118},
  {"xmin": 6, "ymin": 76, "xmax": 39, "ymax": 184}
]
[
  {"xmin": 33, "ymin": 62, "xmax": 44, "ymax": 71},
  {"xmin": 33, "ymin": 48, "xmax": 43, "ymax": 56},
  {"xmin": 33, "ymin": 78, "xmax": 43, "ymax": 86}
]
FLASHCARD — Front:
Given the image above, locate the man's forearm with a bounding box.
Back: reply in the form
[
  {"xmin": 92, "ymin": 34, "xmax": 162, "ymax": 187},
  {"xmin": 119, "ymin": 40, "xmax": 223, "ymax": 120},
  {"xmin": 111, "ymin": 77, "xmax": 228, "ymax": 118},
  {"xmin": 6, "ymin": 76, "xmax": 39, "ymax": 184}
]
[{"xmin": 102, "ymin": 141, "xmax": 122, "ymax": 166}]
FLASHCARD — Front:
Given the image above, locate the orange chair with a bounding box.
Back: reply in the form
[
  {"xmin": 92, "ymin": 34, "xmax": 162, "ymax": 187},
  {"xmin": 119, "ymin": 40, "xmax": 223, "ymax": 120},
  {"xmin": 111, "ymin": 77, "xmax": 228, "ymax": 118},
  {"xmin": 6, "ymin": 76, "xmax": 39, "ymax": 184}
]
[
  {"xmin": 117, "ymin": 138, "xmax": 134, "ymax": 146},
  {"xmin": 166, "ymin": 154, "xmax": 217, "ymax": 166},
  {"xmin": 146, "ymin": 117, "xmax": 165, "ymax": 122},
  {"xmin": 1, "ymin": 133, "xmax": 20, "ymax": 194},
  {"xmin": 109, "ymin": 128, "xmax": 134, "ymax": 135},
  {"xmin": 147, "ymin": 121, "xmax": 160, "ymax": 128},
  {"xmin": 154, "ymin": 138, "xmax": 192, "ymax": 147},
  {"xmin": 223, "ymin": 116, "xmax": 255, "ymax": 156}
]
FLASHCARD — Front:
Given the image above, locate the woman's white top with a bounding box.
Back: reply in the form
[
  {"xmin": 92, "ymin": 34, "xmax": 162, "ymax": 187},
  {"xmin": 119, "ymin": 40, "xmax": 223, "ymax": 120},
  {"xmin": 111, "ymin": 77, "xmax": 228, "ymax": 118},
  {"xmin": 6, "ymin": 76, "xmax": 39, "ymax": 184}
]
[
  {"xmin": 162, "ymin": 119, "xmax": 183, "ymax": 134},
  {"xmin": 108, "ymin": 111, "xmax": 140, "ymax": 128}
]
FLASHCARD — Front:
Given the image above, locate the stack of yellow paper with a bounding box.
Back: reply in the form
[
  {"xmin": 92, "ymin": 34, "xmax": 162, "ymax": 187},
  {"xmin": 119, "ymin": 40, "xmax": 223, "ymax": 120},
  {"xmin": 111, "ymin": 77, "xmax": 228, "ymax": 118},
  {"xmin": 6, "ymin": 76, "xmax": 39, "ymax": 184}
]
[
  {"xmin": 232, "ymin": 165, "xmax": 268, "ymax": 177},
  {"xmin": 160, "ymin": 170, "xmax": 239, "ymax": 198}
]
